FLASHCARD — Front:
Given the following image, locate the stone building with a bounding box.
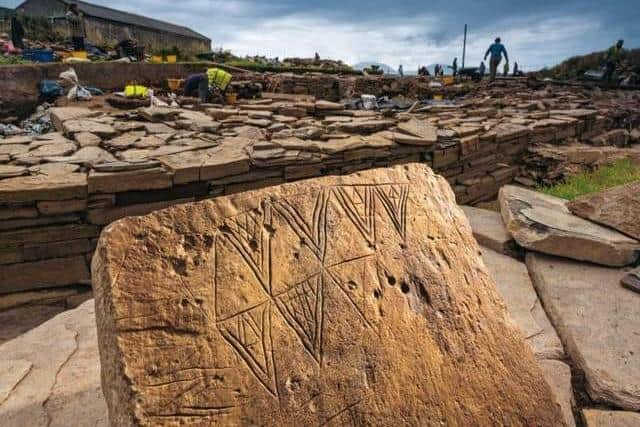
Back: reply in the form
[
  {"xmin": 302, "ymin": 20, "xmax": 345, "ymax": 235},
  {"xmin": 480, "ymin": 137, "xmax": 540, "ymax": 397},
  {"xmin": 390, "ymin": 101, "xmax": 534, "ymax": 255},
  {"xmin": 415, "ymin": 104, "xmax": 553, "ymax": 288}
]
[{"xmin": 15, "ymin": 0, "xmax": 211, "ymax": 55}]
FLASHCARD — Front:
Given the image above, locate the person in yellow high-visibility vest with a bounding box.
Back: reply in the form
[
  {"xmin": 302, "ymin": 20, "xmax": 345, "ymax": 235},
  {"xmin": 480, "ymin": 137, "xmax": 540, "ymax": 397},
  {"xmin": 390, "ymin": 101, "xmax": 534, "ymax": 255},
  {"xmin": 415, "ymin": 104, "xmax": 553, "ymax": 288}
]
[{"xmin": 182, "ymin": 67, "xmax": 232, "ymax": 103}]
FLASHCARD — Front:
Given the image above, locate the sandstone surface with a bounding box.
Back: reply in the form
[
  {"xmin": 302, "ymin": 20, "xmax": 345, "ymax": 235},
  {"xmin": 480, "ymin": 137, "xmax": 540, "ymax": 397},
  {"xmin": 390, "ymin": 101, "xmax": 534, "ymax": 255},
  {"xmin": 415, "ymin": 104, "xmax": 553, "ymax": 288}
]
[
  {"xmin": 481, "ymin": 247, "xmax": 564, "ymax": 359},
  {"xmin": 499, "ymin": 185, "xmax": 640, "ymax": 266},
  {"xmin": 0, "ymin": 300, "xmax": 108, "ymax": 427},
  {"xmin": 581, "ymin": 409, "xmax": 640, "ymax": 427},
  {"xmin": 539, "ymin": 360, "xmax": 576, "ymax": 427},
  {"xmin": 568, "ymin": 182, "xmax": 640, "ymax": 240},
  {"xmin": 527, "ymin": 253, "xmax": 640, "ymax": 411},
  {"xmin": 462, "ymin": 205, "xmax": 518, "ymax": 255},
  {"xmin": 93, "ymin": 164, "xmax": 564, "ymax": 426}
]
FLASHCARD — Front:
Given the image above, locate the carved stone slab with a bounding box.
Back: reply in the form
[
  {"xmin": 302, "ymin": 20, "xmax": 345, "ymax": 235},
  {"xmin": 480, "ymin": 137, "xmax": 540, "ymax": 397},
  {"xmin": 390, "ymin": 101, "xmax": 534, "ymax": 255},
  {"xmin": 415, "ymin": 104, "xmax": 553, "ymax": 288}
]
[{"xmin": 93, "ymin": 164, "xmax": 564, "ymax": 426}]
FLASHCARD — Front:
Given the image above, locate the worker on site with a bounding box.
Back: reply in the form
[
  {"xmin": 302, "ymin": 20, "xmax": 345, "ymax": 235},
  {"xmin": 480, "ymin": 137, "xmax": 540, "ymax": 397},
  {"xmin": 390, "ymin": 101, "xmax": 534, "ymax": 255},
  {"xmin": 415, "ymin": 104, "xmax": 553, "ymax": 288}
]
[
  {"xmin": 66, "ymin": 3, "xmax": 86, "ymax": 51},
  {"xmin": 513, "ymin": 62, "xmax": 519, "ymax": 76},
  {"xmin": 478, "ymin": 61, "xmax": 486, "ymax": 79},
  {"xmin": 398, "ymin": 64, "xmax": 404, "ymax": 77},
  {"xmin": 603, "ymin": 39, "xmax": 625, "ymax": 81},
  {"xmin": 450, "ymin": 57, "xmax": 458, "ymax": 76},
  {"xmin": 484, "ymin": 37, "xmax": 509, "ymax": 81},
  {"xmin": 115, "ymin": 28, "xmax": 141, "ymax": 60},
  {"xmin": 10, "ymin": 12, "xmax": 25, "ymax": 50},
  {"xmin": 183, "ymin": 67, "xmax": 232, "ymax": 104}
]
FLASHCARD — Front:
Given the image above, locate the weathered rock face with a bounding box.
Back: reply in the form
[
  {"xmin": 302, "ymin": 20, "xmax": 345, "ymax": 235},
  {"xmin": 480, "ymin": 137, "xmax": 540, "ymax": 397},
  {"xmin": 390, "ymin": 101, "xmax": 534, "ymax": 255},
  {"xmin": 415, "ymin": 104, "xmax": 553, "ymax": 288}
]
[
  {"xmin": 93, "ymin": 164, "xmax": 564, "ymax": 426},
  {"xmin": 568, "ymin": 182, "xmax": 640, "ymax": 240},
  {"xmin": 499, "ymin": 185, "xmax": 640, "ymax": 266}
]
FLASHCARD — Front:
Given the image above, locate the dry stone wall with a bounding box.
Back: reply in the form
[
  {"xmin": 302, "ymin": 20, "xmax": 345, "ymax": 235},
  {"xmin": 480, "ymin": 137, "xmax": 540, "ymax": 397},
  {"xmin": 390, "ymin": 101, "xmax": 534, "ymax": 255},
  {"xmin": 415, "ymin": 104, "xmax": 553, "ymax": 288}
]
[{"xmin": 1, "ymin": 82, "xmax": 636, "ymax": 294}]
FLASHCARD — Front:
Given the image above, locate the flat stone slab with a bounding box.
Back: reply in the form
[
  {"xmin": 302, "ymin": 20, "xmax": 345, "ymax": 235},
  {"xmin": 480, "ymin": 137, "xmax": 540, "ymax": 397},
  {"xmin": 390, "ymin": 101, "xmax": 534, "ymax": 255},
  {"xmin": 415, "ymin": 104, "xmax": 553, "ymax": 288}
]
[
  {"xmin": 397, "ymin": 118, "xmax": 438, "ymax": 144},
  {"xmin": 582, "ymin": 409, "xmax": 640, "ymax": 427},
  {"xmin": 92, "ymin": 164, "xmax": 563, "ymax": 426},
  {"xmin": 0, "ymin": 300, "xmax": 108, "ymax": 427},
  {"xmin": 539, "ymin": 360, "xmax": 576, "ymax": 427},
  {"xmin": 62, "ymin": 120, "xmax": 117, "ymax": 138},
  {"xmin": 481, "ymin": 247, "xmax": 564, "ymax": 359},
  {"xmin": 621, "ymin": 267, "xmax": 640, "ymax": 294},
  {"xmin": 50, "ymin": 107, "xmax": 98, "ymax": 131},
  {"xmin": 500, "ymin": 185, "xmax": 640, "ymax": 266},
  {"xmin": 0, "ymin": 173, "xmax": 87, "ymax": 203},
  {"xmin": 526, "ymin": 253, "xmax": 640, "ymax": 410},
  {"xmin": 0, "ymin": 165, "xmax": 27, "ymax": 179},
  {"xmin": 462, "ymin": 205, "xmax": 518, "ymax": 256},
  {"xmin": 568, "ymin": 182, "xmax": 640, "ymax": 240}
]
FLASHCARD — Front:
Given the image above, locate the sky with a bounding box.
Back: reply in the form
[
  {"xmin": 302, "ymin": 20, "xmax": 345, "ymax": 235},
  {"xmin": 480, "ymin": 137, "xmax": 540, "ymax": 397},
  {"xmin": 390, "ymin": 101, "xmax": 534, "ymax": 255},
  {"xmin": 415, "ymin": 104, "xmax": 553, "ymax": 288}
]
[{"xmin": 3, "ymin": 0, "xmax": 639, "ymax": 71}]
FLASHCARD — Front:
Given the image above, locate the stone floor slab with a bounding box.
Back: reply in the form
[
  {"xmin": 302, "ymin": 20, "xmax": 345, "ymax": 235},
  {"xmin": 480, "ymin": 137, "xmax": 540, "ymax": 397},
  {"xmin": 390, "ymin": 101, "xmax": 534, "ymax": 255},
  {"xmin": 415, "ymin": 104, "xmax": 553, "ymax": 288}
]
[
  {"xmin": 526, "ymin": 253, "xmax": 640, "ymax": 411},
  {"xmin": 481, "ymin": 247, "xmax": 564, "ymax": 359}
]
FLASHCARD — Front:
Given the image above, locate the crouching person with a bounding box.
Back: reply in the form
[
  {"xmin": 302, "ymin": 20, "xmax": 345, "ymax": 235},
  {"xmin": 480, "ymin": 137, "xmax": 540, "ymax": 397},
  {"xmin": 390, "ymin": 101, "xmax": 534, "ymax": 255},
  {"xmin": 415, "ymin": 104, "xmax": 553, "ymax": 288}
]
[{"xmin": 183, "ymin": 68, "xmax": 232, "ymax": 104}]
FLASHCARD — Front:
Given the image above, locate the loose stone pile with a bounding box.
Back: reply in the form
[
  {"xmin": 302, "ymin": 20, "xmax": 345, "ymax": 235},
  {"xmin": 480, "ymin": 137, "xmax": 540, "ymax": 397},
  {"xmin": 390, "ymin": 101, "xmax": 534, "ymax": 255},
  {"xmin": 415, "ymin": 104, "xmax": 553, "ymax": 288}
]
[{"xmin": 1, "ymin": 79, "xmax": 639, "ymax": 296}]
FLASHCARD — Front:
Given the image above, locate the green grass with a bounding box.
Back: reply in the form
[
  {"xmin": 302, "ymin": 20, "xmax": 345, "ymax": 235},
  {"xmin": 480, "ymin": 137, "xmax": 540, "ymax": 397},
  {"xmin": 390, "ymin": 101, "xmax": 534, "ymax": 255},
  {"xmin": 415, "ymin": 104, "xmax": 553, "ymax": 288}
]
[{"xmin": 540, "ymin": 158, "xmax": 640, "ymax": 200}]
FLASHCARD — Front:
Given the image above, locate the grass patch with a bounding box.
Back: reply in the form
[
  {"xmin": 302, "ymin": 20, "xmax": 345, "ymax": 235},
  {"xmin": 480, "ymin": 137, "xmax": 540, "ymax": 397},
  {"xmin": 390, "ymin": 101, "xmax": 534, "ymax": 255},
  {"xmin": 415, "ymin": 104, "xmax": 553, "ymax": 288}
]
[{"xmin": 540, "ymin": 158, "xmax": 640, "ymax": 200}]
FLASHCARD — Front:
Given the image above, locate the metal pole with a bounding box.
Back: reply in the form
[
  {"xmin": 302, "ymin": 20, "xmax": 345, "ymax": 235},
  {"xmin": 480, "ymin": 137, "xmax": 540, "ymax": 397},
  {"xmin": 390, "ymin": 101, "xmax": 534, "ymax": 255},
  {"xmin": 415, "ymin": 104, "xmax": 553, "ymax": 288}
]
[{"xmin": 462, "ymin": 24, "xmax": 467, "ymax": 68}]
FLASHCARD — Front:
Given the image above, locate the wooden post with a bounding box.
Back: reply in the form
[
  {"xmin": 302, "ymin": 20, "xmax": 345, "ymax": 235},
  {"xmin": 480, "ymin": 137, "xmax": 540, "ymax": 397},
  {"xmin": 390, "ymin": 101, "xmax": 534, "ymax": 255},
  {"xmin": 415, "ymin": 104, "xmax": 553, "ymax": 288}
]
[{"xmin": 462, "ymin": 24, "xmax": 468, "ymax": 68}]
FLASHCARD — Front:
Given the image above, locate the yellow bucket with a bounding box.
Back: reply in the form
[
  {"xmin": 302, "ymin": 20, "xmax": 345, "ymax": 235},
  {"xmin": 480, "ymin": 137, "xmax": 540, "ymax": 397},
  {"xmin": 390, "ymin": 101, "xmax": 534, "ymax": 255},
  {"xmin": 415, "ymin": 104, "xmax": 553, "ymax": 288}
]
[
  {"xmin": 166, "ymin": 55, "xmax": 177, "ymax": 64},
  {"xmin": 443, "ymin": 76, "xmax": 455, "ymax": 85},
  {"xmin": 71, "ymin": 50, "xmax": 87, "ymax": 59},
  {"xmin": 433, "ymin": 94, "xmax": 444, "ymax": 101},
  {"xmin": 125, "ymin": 85, "xmax": 149, "ymax": 98},
  {"xmin": 225, "ymin": 93, "xmax": 238, "ymax": 105},
  {"xmin": 151, "ymin": 55, "xmax": 163, "ymax": 64}
]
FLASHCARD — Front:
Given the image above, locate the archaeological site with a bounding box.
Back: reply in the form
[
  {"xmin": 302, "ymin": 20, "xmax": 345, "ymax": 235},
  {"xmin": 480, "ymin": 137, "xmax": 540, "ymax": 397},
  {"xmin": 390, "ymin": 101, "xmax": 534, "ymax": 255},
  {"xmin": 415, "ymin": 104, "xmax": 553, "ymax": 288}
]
[{"xmin": 0, "ymin": 52, "xmax": 639, "ymax": 426}]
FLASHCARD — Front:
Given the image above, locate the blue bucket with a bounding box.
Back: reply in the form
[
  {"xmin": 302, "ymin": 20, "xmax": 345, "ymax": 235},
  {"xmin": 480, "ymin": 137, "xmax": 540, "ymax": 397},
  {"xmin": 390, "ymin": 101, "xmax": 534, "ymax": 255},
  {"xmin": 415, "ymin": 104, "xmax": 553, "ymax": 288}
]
[{"xmin": 22, "ymin": 49, "xmax": 55, "ymax": 63}]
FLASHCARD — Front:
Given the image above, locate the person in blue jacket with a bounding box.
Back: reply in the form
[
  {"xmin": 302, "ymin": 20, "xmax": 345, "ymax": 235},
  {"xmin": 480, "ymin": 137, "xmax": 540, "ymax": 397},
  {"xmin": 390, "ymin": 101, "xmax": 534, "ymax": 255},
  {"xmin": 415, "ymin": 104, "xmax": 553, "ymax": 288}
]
[{"xmin": 484, "ymin": 37, "xmax": 509, "ymax": 81}]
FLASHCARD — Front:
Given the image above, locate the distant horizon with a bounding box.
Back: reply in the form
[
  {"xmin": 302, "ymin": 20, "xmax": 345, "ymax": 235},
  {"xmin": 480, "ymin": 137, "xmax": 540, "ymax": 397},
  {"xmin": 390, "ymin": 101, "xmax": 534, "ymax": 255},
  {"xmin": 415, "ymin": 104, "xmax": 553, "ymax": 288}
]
[{"xmin": 2, "ymin": 0, "xmax": 638, "ymax": 71}]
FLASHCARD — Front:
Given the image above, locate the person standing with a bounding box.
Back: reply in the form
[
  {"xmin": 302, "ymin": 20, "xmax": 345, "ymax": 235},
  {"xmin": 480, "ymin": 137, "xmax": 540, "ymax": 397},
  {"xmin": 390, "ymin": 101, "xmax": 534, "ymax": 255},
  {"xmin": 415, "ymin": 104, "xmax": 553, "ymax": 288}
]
[
  {"xmin": 398, "ymin": 64, "xmax": 404, "ymax": 77},
  {"xmin": 478, "ymin": 61, "xmax": 486, "ymax": 81},
  {"xmin": 484, "ymin": 37, "xmax": 508, "ymax": 81},
  {"xmin": 10, "ymin": 13, "xmax": 25, "ymax": 50},
  {"xmin": 66, "ymin": 3, "xmax": 86, "ymax": 51},
  {"xmin": 451, "ymin": 57, "xmax": 458, "ymax": 76},
  {"xmin": 603, "ymin": 39, "xmax": 625, "ymax": 81}
]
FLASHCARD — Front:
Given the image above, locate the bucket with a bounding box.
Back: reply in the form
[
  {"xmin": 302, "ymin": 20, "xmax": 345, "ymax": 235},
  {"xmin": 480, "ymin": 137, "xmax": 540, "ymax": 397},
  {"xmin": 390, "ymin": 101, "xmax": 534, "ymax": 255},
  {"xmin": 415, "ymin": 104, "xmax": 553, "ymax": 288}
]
[
  {"xmin": 71, "ymin": 50, "xmax": 88, "ymax": 59},
  {"xmin": 433, "ymin": 94, "xmax": 444, "ymax": 101},
  {"xmin": 443, "ymin": 76, "xmax": 455, "ymax": 85},
  {"xmin": 166, "ymin": 54, "xmax": 177, "ymax": 64},
  {"xmin": 151, "ymin": 55, "xmax": 163, "ymax": 64},
  {"xmin": 167, "ymin": 78, "xmax": 181, "ymax": 92},
  {"xmin": 125, "ymin": 85, "xmax": 149, "ymax": 98},
  {"xmin": 225, "ymin": 93, "xmax": 238, "ymax": 105}
]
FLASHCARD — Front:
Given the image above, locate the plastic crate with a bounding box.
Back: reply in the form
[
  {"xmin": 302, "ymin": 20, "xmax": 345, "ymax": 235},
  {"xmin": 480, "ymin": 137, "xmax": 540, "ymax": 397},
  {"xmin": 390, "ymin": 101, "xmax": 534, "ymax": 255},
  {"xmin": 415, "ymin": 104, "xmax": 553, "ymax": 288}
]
[{"xmin": 22, "ymin": 49, "xmax": 55, "ymax": 63}]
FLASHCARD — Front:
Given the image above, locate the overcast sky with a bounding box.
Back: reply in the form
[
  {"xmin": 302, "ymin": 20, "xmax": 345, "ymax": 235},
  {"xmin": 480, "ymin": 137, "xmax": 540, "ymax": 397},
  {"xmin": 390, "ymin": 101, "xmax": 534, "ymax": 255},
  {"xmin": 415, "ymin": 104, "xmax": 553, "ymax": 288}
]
[{"xmin": 3, "ymin": 0, "xmax": 639, "ymax": 71}]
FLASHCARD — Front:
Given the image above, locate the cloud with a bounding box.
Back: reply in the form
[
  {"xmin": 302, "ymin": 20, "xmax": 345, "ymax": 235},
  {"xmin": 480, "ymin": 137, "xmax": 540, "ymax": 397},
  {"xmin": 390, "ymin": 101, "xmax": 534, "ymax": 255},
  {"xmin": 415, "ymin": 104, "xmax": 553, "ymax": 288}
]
[
  {"xmin": 218, "ymin": 12, "xmax": 604, "ymax": 71},
  {"xmin": 1, "ymin": 0, "xmax": 637, "ymax": 70}
]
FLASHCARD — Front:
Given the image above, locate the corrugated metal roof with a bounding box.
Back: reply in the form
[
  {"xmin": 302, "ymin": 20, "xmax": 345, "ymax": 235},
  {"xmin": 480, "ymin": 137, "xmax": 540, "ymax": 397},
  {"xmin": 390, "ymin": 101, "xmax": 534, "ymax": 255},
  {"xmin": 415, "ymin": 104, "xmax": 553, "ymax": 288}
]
[{"xmin": 58, "ymin": 0, "xmax": 210, "ymax": 41}]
